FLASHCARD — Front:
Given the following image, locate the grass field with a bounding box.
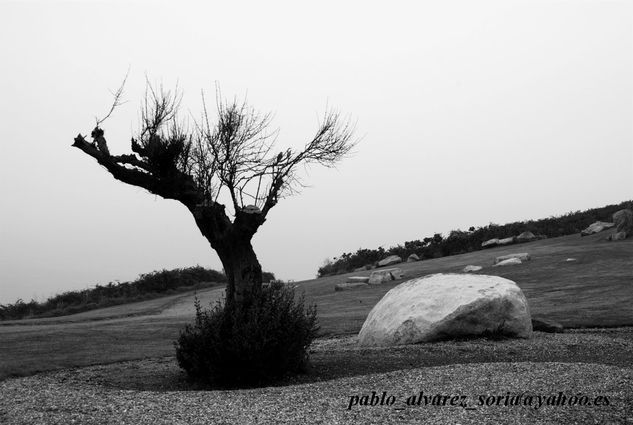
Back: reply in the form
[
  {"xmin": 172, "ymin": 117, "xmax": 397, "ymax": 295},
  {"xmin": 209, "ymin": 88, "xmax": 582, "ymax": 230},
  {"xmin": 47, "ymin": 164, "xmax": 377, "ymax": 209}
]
[{"xmin": 0, "ymin": 231, "xmax": 631, "ymax": 381}]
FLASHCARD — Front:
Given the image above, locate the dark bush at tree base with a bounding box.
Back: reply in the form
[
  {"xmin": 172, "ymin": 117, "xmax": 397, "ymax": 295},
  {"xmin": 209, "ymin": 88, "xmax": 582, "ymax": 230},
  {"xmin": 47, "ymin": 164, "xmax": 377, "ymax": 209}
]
[{"xmin": 175, "ymin": 283, "xmax": 319, "ymax": 388}]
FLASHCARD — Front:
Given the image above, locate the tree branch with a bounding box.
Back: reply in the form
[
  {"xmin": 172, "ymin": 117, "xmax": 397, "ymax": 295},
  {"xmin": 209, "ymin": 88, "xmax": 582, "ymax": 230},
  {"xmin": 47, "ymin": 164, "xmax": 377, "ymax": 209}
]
[{"xmin": 72, "ymin": 133, "xmax": 198, "ymax": 206}]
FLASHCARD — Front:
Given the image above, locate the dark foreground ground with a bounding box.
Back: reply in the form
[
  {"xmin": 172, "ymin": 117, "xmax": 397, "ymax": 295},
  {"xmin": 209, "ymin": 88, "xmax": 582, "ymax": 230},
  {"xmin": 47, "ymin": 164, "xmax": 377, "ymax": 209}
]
[{"xmin": 1, "ymin": 329, "xmax": 632, "ymax": 424}]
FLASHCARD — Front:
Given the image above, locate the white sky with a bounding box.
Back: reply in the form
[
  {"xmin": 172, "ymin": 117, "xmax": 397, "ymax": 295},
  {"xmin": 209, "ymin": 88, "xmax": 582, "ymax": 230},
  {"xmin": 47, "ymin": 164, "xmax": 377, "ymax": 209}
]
[{"xmin": 0, "ymin": 1, "xmax": 631, "ymax": 304}]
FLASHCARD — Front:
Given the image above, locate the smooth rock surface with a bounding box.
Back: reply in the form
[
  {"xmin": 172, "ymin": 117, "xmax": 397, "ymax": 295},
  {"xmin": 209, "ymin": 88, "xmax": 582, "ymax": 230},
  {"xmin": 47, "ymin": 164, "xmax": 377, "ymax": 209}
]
[
  {"xmin": 368, "ymin": 268, "xmax": 404, "ymax": 284},
  {"xmin": 407, "ymin": 253, "xmax": 420, "ymax": 262},
  {"xmin": 493, "ymin": 258, "xmax": 523, "ymax": 267},
  {"xmin": 377, "ymin": 255, "xmax": 402, "ymax": 267},
  {"xmin": 609, "ymin": 231, "xmax": 628, "ymax": 241},
  {"xmin": 580, "ymin": 221, "xmax": 614, "ymax": 236},
  {"xmin": 358, "ymin": 274, "xmax": 532, "ymax": 346},
  {"xmin": 481, "ymin": 238, "xmax": 499, "ymax": 248},
  {"xmin": 613, "ymin": 209, "xmax": 633, "ymax": 237},
  {"xmin": 463, "ymin": 265, "xmax": 483, "ymax": 272},
  {"xmin": 516, "ymin": 231, "xmax": 537, "ymax": 242},
  {"xmin": 494, "ymin": 253, "xmax": 531, "ymax": 264},
  {"xmin": 497, "ymin": 237, "xmax": 516, "ymax": 246}
]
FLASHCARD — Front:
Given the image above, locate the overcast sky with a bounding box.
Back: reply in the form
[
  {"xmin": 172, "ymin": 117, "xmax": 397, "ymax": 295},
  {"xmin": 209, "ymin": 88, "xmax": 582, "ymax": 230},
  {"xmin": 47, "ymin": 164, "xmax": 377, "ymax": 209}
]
[{"xmin": 0, "ymin": 1, "xmax": 631, "ymax": 304}]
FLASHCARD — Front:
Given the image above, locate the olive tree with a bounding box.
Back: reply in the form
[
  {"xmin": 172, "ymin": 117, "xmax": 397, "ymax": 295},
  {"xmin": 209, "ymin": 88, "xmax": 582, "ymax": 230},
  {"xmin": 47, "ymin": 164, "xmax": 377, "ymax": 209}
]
[{"xmin": 72, "ymin": 82, "xmax": 355, "ymax": 308}]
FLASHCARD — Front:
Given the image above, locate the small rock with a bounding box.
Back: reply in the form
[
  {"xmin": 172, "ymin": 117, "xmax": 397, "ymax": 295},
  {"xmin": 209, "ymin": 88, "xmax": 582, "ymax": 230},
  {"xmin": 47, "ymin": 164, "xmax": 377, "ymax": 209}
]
[
  {"xmin": 407, "ymin": 253, "xmax": 420, "ymax": 262},
  {"xmin": 497, "ymin": 237, "xmax": 516, "ymax": 246},
  {"xmin": 580, "ymin": 221, "xmax": 615, "ymax": 236},
  {"xmin": 608, "ymin": 231, "xmax": 628, "ymax": 241},
  {"xmin": 463, "ymin": 265, "xmax": 483, "ymax": 273},
  {"xmin": 482, "ymin": 238, "xmax": 499, "ymax": 248},
  {"xmin": 494, "ymin": 253, "xmax": 530, "ymax": 264},
  {"xmin": 493, "ymin": 258, "xmax": 522, "ymax": 267},
  {"xmin": 612, "ymin": 208, "xmax": 632, "ymax": 238},
  {"xmin": 377, "ymin": 255, "xmax": 402, "ymax": 267},
  {"xmin": 368, "ymin": 268, "xmax": 404, "ymax": 284},
  {"xmin": 516, "ymin": 231, "xmax": 537, "ymax": 242},
  {"xmin": 565, "ymin": 258, "xmax": 577, "ymax": 262},
  {"xmin": 531, "ymin": 317, "xmax": 564, "ymax": 333}
]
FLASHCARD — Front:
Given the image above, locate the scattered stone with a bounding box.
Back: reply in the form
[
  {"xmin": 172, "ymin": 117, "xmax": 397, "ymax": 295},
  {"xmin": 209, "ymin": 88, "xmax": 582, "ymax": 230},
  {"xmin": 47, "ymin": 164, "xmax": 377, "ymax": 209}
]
[
  {"xmin": 346, "ymin": 276, "xmax": 370, "ymax": 284},
  {"xmin": 358, "ymin": 273, "xmax": 532, "ymax": 346},
  {"xmin": 493, "ymin": 258, "xmax": 522, "ymax": 267},
  {"xmin": 497, "ymin": 237, "xmax": 516, "ymax": 246},
  {"xmin": 377, "ymin": 255, "xmax": 402, "ymax": 267},
  {"xmin": 368, "ymin": 268, "xmax": 404, "ymax": 284},
  {"xmin": 613, "ymin": 208, "xmax": 633, "ymax": 238},
  {"xmin": 407, "ymin": 253, "xmax": 420, "ymax": 262},
  {"xmin": 482, "ymin": 238, "xmax": 499, "ymax": 248},
  {"xmin": 335, "ymin": 282, "xmax": 369, "ymax": 291},
  {"xmin": 463, "ymin": 265, "xmax": 483, "ymax": 273},
  {"xmin": 516, "ymin": 231, "xmax": 537, "ymax": 242},
  {"xmin": 531, "ymin": 317, "xmax": 564, "ymax": 333},
  {"xmin": 609, "ymin": 231, "xmax": 628, "ymax": 241},
  {"xmin": 494, "ymin": 253, "xmax": 530, "ymax": 264},
  {"xmin": 580, "ymin": 221, "xmax": 615, "ymax": 236}
]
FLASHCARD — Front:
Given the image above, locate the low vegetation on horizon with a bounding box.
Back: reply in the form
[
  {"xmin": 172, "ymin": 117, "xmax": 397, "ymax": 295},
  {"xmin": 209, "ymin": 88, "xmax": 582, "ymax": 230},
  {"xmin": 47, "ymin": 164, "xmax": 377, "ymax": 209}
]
[
  {"xmin": 318, "ymin": 200, "xmax": 632, "ymax": 277},
  {"xmin": 0, "ymin": 267, "xmax": 273, "ymax": 321},
  {"xmin": 0, "ymin": 266, "xmax": 226, "ymax": 320}
]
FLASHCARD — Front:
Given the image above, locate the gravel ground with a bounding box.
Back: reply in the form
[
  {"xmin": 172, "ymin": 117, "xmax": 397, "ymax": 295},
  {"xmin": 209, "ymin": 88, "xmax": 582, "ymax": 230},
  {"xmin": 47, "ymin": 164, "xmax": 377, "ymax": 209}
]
[
  {"xmin": 1, "ymin": 362, "xmax": 631, "ymax": 424},
  {"xmin": 1, "ymin": 332, "xmax": 633, "ymax": 424}
]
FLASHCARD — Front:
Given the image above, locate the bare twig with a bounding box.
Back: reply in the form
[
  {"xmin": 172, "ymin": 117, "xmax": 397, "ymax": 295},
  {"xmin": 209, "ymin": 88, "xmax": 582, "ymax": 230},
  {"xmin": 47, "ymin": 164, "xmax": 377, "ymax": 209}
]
[{"xmin": 96, "ymin": 66, "xmax": 130, "ymax": 126}]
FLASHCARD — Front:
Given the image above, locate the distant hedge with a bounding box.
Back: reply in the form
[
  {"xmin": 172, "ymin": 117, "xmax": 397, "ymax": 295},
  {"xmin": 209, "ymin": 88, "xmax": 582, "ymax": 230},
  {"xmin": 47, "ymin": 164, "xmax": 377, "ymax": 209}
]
[
  {"xmin": 0, "ymin": 266, "xmax": 228, "ymax": 320},
  {"xmin": 317, "ymin": 200, "xmax": 632, "ymax": 277}
]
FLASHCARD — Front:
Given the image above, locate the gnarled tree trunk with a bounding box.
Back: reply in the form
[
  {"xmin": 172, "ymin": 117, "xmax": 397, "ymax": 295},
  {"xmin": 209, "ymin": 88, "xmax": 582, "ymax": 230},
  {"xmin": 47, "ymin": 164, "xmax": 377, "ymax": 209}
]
[
  {"xmin": 215, "ymin": 236, "xmax": 263, "ymax": 307},
  {"xmin": 189, "ymin": 203, "xmax": 265, "ymax": 307}
]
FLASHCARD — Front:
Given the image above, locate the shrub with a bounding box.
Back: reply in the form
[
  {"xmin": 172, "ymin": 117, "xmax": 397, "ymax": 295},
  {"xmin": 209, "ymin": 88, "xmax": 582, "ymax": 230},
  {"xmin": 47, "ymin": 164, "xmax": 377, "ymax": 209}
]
[{"xmin": 175, "ymin": 284, "xmax": 319, "ymax": 388}]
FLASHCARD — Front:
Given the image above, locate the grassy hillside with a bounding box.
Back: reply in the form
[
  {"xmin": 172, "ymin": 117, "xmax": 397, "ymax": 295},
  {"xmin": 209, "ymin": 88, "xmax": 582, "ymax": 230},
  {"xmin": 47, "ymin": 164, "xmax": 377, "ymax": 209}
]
[
  {"xmin": 1, "ymin": 230, "xmax": 631, "ymax": 381},
  {"xmin": 318, "ymin": 200, "xmax": 632, "ymax": 276},
  {"xmin": 0, "ymin": 266, "xmax": 227, "ymax": 320}
]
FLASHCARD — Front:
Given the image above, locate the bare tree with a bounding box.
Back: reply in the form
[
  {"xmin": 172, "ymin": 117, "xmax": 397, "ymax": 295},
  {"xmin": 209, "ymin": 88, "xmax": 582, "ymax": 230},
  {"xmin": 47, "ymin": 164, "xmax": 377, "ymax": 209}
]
[{"xmin": 72, "ymin": 82, "xmax": 356, "ymax": 307}]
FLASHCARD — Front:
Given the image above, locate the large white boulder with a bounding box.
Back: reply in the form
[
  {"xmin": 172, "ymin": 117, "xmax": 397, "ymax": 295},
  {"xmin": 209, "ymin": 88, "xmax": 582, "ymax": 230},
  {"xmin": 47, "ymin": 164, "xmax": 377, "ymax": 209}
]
[
  {"xmin": 358, "ymin": 274, "xmax": 532, "ymax": 346},
  {"xmin": 377, "ymin": 255, "xmax": 402, "ymax": 267}
]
